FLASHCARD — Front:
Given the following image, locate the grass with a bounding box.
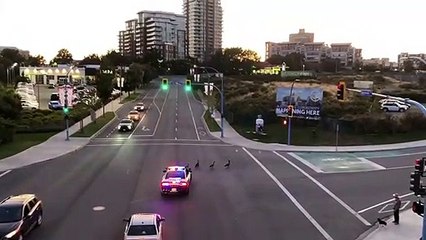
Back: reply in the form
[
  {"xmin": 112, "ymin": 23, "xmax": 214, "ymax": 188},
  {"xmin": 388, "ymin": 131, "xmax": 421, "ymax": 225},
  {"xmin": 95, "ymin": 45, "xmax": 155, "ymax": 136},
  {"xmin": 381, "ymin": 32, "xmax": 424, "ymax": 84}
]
[
  {"xmin": 71, "ymin": 112, "xmax": 115, "ymax": 137},
  {"xmin": 204, "ymin": 111, "xmax": 221, "ymax": 132},
  {"xmin": 120, "ymin": 93, "xmax": 138, "ymax": 103},
  {"xmin": 234, "ymin": 122, "xmax": 426, "ymax": 146},
  {"xmin": 0, "ymin": 132, "xmax": 57, "ymax": 160}
]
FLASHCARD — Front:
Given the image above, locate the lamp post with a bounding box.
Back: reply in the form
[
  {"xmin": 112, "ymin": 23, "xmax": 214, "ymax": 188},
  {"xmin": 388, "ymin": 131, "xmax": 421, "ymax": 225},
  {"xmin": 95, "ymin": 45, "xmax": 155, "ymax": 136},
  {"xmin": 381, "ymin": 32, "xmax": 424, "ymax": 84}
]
[
  {"xmin": 64, "ymin": 65, "xmax": 77, "ymax": 141},
  {"xmin": 287, "ymin": 79, "xmax": 300, "ymax": 145},
  {"xmin": 6, "ymin": 63, "xmax": 18, "ymax": 86},
  {"xmin": 195, "ymin": 66, "xmax": 224, "ymax": 138}
]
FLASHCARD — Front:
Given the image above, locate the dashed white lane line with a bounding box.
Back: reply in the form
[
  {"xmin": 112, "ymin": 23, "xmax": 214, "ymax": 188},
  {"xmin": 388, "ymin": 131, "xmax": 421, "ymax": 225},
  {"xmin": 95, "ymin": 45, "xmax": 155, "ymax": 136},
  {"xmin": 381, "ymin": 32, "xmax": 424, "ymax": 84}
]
[
  {"xmin": 185, "ymin": 91, "xmax": 200, "ymax": 140},
  {"xmin": 92, "ymin": 206, "xmax": 106, "ymax": 211},
  {"xmin": 0, "ymin": 170, "xmax": 11, "ymax": 179},
  {"xmin": 274, "ymin": 151, "xmax": 371, "ymax": 226},
  {"xmin": 241, "ymin": 148, "xmax": 334, "ymax": 240},
  {"xmin": 175, "ymin": 119, "xmax": 178, "ymax": 123},
  {"xmin": 175, "ymin": 127, "xmax": 178, "ymax": 132}
]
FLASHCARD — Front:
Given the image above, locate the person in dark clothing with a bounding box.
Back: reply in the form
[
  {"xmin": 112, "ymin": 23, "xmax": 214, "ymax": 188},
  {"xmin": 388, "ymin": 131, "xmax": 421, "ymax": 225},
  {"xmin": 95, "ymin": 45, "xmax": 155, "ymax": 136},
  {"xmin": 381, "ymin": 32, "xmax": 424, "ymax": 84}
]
[{"xmin": 393, "ymin": 193, "xmax": 401, "ymax": 224}]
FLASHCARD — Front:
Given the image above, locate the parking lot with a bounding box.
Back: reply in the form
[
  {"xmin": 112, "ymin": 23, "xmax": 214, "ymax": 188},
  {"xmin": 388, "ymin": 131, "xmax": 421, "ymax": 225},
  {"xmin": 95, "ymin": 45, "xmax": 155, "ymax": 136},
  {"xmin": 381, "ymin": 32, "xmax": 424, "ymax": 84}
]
[{"xmin": 33, "ymin": 84, "xmax": 57, "ymax": 110}]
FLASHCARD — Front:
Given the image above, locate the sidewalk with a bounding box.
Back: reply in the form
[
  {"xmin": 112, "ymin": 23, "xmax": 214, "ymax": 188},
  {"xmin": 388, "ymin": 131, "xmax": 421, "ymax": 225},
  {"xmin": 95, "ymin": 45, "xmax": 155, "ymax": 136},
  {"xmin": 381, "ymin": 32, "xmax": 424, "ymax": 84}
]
[
  {"xmin": 0, "ymin": 97, "xmax": 123, "ymax": 172},
  {"xmin": 357, "ymin": 210, "xmax": 423, "ymax": 240},
  {"xmin": 207, "ymin": 110, "xmax": 426, "ymax": 152}
]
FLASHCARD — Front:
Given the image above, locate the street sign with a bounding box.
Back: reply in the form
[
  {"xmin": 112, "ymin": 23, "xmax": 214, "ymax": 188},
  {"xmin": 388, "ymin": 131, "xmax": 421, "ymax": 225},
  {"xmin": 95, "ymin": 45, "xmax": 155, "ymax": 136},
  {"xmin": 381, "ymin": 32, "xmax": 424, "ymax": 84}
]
[{"xmin": 360, "ymin": 90, "xmax": 373, "ymax": 97}]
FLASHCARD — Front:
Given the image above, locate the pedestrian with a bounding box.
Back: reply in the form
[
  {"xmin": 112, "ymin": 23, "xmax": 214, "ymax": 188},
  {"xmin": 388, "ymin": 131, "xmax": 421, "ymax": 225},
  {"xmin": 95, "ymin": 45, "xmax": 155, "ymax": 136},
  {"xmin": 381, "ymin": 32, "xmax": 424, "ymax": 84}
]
[{"xmin": 393, "ymin": 193, "xmax": 401, "ymax": 224}]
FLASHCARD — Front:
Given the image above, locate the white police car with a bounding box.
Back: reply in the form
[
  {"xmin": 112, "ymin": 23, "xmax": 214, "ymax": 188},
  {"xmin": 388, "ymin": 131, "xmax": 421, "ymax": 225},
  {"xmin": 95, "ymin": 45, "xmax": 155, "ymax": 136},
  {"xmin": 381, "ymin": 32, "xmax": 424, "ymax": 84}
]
[
  {"xmin": 117, "ymin": 118, "xmax": 134, "ymax": 132},
  {"xmin": 123, "ymin": 213, "xmax": 164, "ymax": 240}
]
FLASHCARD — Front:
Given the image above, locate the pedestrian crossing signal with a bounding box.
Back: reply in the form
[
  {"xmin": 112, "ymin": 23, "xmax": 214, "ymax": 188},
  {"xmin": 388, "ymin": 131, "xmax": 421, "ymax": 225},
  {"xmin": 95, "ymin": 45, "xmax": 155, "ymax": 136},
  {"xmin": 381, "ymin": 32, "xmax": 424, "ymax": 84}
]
[
  {"xmin": 287, "ymin": 105, "xmax": 294, "ymax": 117},
  {"xmin": 161, "ymin": 78, "xmax": 169, "ymax": 90},
  {"xmin": 185, "ymin": 80, "xmax": 191, "ymax": 92}
]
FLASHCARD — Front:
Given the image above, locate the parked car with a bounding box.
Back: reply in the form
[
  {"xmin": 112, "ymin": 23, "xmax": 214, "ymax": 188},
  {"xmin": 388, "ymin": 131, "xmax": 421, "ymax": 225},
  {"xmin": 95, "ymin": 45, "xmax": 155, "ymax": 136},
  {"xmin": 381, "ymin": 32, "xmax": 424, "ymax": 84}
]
[{"xmin": 48, "ymin": 101, "xmax": 63, "ymax": 110}]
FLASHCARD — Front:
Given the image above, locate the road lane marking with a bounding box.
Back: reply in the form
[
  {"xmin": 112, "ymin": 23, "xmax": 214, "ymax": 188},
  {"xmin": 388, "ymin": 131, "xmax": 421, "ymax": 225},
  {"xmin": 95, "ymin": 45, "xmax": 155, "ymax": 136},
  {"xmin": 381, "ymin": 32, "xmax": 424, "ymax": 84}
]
[
  {"xmin": 86, "ymin": 143, "xmax": 232, "ymax": 147},
  {"xmin": 274, "ymin": 151, "xmax": 371, "ymax": 226},
  {"xmin": 288, "ymin": 153, "xmax": 324, "ymax": 173},
  {"xmin": 175, "ymin": 137, "xmax": 177, "ymax": 140},
  {"xmin": 142, "ymin": 88, "xmax": 170, "ymax": 137},
  {"xmin": 384, "ymin": 165, "xmax": 412, "ymax": 170},
  {"xmin": 242, "ymin": 148, "xmax": 334, "ymax": 240},
  {"xmin": 0, "ymin": 170, "xmax": 11, "ymax": 178},
  {"xmin": 357, "ymin": 157, "xmax": 386, "ymax": 170},
  {"xmin": 378, "ymin": 201, "xmax": 410, "ymax": 213},
  {"xmin": 92, "ymin": 206, "xmax": 106, "ymax": 211},
  {"xmin": 128, "ymin": 114, "xmax": 147, "ymax": 139},
  {"xmin": 357, "ymin": 192, "xmax": 414, "ymax": 214},
  {"xmin": 175, "ymin": 127, "xmax": 177, "ymax": 132},
  {"xmin": 152, "ymin": 89, "xmax": 161, "ymax": 113},
  {"xmin": 186, "ymin": 91, "xmax": 200, "ymax": 140}
]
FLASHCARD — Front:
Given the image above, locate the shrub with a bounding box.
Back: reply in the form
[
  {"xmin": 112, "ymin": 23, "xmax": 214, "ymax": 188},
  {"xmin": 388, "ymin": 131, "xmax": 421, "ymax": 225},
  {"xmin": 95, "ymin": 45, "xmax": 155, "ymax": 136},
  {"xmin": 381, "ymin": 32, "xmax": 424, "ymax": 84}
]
[{"xmin": 0, "ymin": 117, "xmax": 15, "ymax": 144}]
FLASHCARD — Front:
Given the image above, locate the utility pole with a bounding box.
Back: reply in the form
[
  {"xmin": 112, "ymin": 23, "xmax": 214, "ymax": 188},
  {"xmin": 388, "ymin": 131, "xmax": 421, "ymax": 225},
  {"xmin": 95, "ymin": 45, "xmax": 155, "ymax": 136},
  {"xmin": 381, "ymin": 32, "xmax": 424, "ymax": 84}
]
[{"xmin": 64, "ymin": 84, "xmax": 69, "ymax": 141}]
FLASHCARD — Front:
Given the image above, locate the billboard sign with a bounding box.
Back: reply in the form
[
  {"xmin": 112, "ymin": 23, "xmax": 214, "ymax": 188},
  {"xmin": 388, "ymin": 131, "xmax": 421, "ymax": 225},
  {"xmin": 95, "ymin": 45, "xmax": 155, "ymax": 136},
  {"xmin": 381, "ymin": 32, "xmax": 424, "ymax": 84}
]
[
  {"xmin": 354, "ymin": 81, "xmax": 373, "ymax": 89},
  {"xmin": 275, "ymin": 87, "xmax": 323, "ymax": 120}
]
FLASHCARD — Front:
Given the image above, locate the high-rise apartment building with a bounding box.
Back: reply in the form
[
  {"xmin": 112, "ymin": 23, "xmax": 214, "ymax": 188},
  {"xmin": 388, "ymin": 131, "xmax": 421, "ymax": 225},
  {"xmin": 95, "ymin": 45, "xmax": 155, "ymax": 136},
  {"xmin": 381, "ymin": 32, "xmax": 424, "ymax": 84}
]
[
  {"xmin": 289, "ymin": 29, "xmax": 314, "ymax": 44},
  {"xmin": 118, "ymin": 11, "xmax": 186, "ymax": 60},
  {"xmin": 184, "ymin": 0, "xmax": 223, "ymax": 62}
]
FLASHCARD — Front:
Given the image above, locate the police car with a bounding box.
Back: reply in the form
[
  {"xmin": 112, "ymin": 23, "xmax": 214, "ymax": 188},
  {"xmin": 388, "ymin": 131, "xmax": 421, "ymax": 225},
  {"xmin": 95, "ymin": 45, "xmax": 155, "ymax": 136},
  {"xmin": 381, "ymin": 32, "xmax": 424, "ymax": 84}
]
[
  {"xmin": 123, "ymin": 213, "xmax": 164, "ymax": 240},
  {"xmin": 160, "ymin": 166, "xmax": 192, "ymax": 196}
]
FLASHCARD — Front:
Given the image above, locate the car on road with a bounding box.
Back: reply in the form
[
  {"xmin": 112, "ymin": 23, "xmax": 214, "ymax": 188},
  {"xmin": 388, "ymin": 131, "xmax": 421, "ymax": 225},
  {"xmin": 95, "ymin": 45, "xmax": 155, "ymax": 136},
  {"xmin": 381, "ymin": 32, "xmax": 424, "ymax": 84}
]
[
  {"xmin": 379, "ymin": 99, "xmax": 411, "ymax": 108},
  {"xmin": 118, "ymin": 118, "xmax": 134, "ymax": 132},
  {"xmin": 123, "ymin": 213, "xmax": 165, "ymax": 240},
  {"xmin": 134, "ymin": 103, "xmax": 145, "ymax": 112},
  {"xmin": 48, "ymin": 100, "xmax": 62, "ymax": 110},
  {"xmin": 160, "ymin": 166, "xmax": 192, "ymax": 196},
  {"xmin": 381, "ymin": 102, "xmax": 409, "ymax": 112},
  {"xmin": 128, "ymin": 111, "xmax": 142, "ymax": 121},
  {"xmin": 0, "ymin": 194, "xmax": 43, "ymax": 240}
]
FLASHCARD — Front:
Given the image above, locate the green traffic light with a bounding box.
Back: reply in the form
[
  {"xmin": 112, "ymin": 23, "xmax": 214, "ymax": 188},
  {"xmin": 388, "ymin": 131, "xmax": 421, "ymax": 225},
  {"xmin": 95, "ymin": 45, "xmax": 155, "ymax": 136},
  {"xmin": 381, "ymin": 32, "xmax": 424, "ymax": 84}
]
[
  {"xmin": 63, "ymin": 107, "xmax": 69, "ymax": 114},
  {"xmin": 161, "ymin": 84, "xmax": 169, "ymax": 90},
  {"xmin": 184, "ymin": 85, "xmax": 191, "ymax": 92}
]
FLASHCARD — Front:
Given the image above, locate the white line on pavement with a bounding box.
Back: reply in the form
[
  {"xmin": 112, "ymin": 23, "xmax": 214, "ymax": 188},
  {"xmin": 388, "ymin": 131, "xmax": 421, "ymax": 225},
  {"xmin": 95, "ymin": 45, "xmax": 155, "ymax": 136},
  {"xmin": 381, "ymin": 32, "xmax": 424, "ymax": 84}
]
[
  {"xmin": 128, "ymin": 114, "xmax": 147, "ymax": 139},
  {"xmin": 274, "ymin": 151, "xmax": 371, "ymax": 226},
  {"xmin": 0, "ymin": 170, "xmax": 11, "ymax": 179},
  {"xmin": 357, "ymin": 192, "xmax": 414, "ymax": 214},
  {"xmin": 140, "ymin": 88, "xmax": 170, "ymax": 137},
  {"xmin": 288, "ymin": 152, "xmax": 324, "ymax": 173},
  {"xmin": 242, "ymin": 148, "xmax": 334, "ymax": 240},
  {"xmin": 86, "ymin": 143, "xmax": 231, "ymax": 147},
  {"xmin": 384, "ymin": 165, "xmax": 412, "ymax": 170},
  {"xmin": 357, "ymin": 157, "xmax": 386, "ymax": 170},
  {"xmin": 152, "ymin": 89, "xmax": 161, "ymax": 113},
  {"xmin": 186, "ymin": 91, "xmax": 200, "ymax": 140},
  {"xmin": 175, "ymin": 127, "xmax": 177, "ymax": 132}
]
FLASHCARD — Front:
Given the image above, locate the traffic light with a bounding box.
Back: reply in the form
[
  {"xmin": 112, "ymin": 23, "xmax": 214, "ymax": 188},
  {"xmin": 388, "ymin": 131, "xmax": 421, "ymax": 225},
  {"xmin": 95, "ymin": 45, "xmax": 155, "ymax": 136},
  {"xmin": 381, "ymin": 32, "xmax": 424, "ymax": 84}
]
[
  {"xmin": 161, "ymin": 78, "xmax": 169, "ymax": 90},
  {"xmin": 287, "ymin": 105, "xmax": 294, "ymax": 117},
  {"xmin": 337, "ymin": 82, "xmax": 346, "ymax": 100},
  {"xmin": 63, "ymin": 106, "xmax": 69, "ymax": 115},
  {"xmin": 185, "ymin": 79, "xmax": 192, "ymax": 92},
  {"xmin": 410, "ymin": 172, "xmax": 421, "ymax": 194},
  {"xmin": 412, "ymin": 201, "xmax": 424, "ymax": 216},
  {"xmin": 415, "ymin": 158, "xmax": 426, "ymax": 176}
]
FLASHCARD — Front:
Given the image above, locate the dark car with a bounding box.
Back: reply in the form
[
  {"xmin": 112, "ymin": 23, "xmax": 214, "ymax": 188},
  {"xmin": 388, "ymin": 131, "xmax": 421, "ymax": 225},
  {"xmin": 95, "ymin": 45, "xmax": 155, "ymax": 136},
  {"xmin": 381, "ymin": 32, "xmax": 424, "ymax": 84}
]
[{"xmin": 0, "ymin": 194, "xmax": 43, "ymax": 240}]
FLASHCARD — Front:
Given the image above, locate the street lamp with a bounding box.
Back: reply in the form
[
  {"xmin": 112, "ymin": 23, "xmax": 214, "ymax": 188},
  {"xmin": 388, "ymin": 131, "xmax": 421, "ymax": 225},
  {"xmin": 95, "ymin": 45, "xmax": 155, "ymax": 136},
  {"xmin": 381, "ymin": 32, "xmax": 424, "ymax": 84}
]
[
  {"xmin": 287, "ymin": 79, "xmax": 300, "ymax": 145},
  {"xmin": 64, "ymin": 65, "xmax": 78, "ymax": 141},
  {"xmin": 6, "ymin": 63, "xmax": 18, "ymax": 86},
  {"xmin": 195, "ymin": 65, "xmax": 225, "ymax": 138}
]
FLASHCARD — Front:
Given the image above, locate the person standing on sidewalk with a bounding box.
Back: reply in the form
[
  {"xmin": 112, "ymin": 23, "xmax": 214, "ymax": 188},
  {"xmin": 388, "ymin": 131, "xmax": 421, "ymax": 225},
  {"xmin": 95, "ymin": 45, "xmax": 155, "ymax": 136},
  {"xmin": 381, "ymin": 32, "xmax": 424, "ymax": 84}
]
[{"xmin": 393, "ymin": 193, "xmax": 401, "ymax": 224}]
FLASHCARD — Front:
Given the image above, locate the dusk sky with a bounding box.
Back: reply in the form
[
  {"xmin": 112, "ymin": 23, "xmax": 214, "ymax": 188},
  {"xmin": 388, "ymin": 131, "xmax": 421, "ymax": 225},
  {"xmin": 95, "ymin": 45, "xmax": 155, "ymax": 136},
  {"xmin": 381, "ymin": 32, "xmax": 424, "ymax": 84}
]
[{"xmin": 0, "ymin": 0, "xmax": 424, "ymax": 62}]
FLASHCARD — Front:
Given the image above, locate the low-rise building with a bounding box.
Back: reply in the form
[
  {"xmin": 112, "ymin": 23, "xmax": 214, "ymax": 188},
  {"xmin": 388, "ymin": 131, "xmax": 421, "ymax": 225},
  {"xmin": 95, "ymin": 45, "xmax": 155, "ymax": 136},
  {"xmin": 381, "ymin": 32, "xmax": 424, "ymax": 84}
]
[{"xmin": 20, "ymin": 66, "xmax": 86, "ymax": 85}]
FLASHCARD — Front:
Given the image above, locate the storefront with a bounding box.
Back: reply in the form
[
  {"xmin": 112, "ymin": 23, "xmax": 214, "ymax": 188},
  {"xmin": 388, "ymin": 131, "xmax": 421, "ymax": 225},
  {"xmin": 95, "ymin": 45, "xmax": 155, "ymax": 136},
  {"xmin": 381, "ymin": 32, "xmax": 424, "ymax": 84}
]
[{"xmin": 20, "ymin": 66, "xmax": 86, "ymax": 85}]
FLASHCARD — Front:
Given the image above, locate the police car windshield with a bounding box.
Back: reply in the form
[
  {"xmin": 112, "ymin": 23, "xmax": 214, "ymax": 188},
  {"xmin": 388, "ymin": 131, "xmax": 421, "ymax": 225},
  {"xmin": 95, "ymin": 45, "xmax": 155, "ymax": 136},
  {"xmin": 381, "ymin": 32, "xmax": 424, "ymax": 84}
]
[
  {"xmin": 166, "ymin": 171, "xmax": 185, "ymax": 179},
  {"xmin": 128, "ymin": 225, "xmax": 157, "ymax": 236}
]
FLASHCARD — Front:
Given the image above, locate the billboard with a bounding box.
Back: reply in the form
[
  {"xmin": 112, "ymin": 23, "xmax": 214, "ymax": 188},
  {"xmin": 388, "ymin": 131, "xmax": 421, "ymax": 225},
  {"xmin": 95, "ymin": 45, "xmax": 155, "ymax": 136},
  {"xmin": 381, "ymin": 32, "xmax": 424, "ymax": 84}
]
[
  {"xmin": 275, "ymin": 87, "xmax": 323, "ymax": 120},
  {"xmin": 353, "ymin": 81, "xmax": 373, "ymax": 89}
]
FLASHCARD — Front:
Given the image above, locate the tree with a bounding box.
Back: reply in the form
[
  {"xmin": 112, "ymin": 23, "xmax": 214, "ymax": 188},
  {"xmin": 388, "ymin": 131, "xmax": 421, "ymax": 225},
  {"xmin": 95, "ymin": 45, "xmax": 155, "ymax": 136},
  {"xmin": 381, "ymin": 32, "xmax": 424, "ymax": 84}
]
[
  {"xmin": 207, "ymin": 47, "xmax": 260, "ymax": 75},
  {"xmin": 80, "ymin": 54, "xmax": 101, "ymax": 65},
  {"xmin": 101, "ymin": 50, "xmax": 128, "ymax": 67},
  {"xmin": 52, "ymin": 48, "xmax": 73, "ymax": 65},
  {"xmin": 266, "ymin": 54, "xmax": 286, "ymax": 65},
  {"xmin": 24, "ymin": 55, "xmax": 45, "ymax": 67},
  {"xmin": 282, "ymin": 52, "xmax": 304, "ymax": 71},
  {"xmin": 321, "ymin": 57, "xmax": 340, "ymax": 72},
  {"xmin": 124, "ymin": 63, "xmax": 145, "ymax": 92},
  {"xmin": 95, "ymin": 72, "xmax": 113, "ymax": 116},
  {"xmin": 0, "ymin": 48, "xmax": 25, "ymax": 65},
  {"xmin": 0, "ymin": 86, "xmax": 21, "ymax": 120}
]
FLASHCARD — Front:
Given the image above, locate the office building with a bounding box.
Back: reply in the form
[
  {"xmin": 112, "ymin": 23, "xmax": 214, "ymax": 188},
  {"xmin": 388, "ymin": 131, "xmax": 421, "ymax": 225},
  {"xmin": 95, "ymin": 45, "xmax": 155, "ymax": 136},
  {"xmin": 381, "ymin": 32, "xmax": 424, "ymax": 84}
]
[
  {"xmin": 184, "ymin": 0, "xmax": 223, "ymax": 62},
  {"xmin": 398, "ymin": 53, "xmax": 426, "ymax": 69}
]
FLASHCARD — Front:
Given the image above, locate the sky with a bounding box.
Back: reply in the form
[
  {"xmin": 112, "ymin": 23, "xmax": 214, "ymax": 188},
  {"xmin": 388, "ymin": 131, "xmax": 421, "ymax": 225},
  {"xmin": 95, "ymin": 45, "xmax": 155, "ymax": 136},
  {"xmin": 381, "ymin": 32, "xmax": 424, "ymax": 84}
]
[{"xmin": 0, "ymin": 0, "xmax": 425, "ymax": 62}]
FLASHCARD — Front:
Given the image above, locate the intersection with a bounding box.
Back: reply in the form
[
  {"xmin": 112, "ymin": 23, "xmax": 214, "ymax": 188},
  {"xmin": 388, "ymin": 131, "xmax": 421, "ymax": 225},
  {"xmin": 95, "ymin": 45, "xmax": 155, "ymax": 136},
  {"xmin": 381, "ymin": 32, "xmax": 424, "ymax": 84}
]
[{"xmin": 0, "ymin": 75, "xmax": 422, "ymax": 240}]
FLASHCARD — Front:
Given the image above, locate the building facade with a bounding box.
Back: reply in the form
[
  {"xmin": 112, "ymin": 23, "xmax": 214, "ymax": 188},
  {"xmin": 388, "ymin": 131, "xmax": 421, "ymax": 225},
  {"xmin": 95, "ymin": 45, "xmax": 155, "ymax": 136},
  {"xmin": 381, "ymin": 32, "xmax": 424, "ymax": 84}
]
[
  {"xmin": 398, "ymin": 53, "xmax": 426, "ymax": 69},
  {"xmin": 20, "ymin": 66, "xmax": 86, "ymax": 85},
  {"xmin": 265, "ymin": 29, "xmax": 362, "ymax": 67},
  {"xmin": 118, "ymin": 11, "xmax": 186, "ymax": 60},
  {"xmin": 184, "ymin": 0, "xmax": 223, "ymax": 62}
]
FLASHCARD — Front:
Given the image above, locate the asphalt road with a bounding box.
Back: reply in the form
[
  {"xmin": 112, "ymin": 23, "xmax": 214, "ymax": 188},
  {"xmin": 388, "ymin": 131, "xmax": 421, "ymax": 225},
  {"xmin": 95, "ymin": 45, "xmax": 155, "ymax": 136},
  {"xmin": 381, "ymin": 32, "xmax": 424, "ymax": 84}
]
[{"xmin": 0, "ymin": 75, "xmax": 423, "ymax": 240}]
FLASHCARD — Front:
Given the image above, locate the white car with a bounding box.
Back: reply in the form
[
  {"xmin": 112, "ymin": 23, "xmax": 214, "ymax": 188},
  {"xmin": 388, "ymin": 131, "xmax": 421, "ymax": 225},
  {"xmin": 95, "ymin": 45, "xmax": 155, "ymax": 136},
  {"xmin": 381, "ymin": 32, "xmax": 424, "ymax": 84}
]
[
  {"xmin": 381, "ymin": 102, "xmax": 409, "ymax": 112},
  {"xmin": 123, "ymin": 213, "xmax": 164, "ymax": 240},
  {"xmin": 134, "ymin": 103, "xmax": 145, "ymax": 112},
  {"xmin": 379, "ymin": 99, "xmax": 411, "ymax": 108},
  {"xmin": 117, "ymin": 118, "xmax": 134, "ymax": 132}
]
